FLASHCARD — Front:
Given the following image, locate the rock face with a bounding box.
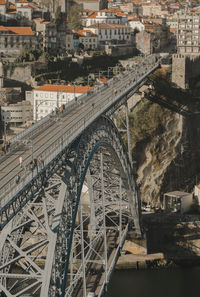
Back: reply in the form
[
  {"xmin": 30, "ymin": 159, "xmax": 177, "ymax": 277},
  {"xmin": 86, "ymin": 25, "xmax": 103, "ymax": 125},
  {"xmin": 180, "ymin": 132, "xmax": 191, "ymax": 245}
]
[{"xmin": 130, "ymin": 99, "xmax": 200, "ymax": 207}]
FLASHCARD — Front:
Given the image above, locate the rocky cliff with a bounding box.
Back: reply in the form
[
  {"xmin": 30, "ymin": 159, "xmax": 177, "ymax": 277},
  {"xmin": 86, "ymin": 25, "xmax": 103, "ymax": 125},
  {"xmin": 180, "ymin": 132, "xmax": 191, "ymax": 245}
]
[{"xmin": 130, "ymin": 97, "xmax": 200, "ymax": 207}]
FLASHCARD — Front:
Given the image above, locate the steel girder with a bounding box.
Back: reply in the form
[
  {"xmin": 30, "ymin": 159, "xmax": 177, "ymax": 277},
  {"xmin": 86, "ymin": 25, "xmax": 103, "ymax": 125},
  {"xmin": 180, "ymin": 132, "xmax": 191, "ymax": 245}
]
[{"xmin": 0, "ymin": 115, "xmax": 141, "ymax": 297}]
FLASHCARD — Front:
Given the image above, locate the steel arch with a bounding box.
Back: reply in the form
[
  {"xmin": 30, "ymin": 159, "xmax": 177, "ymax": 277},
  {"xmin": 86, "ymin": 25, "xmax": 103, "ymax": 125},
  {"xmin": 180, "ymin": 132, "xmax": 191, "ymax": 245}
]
[
  {"xmin": 50, "ymin": 115, "xmax": 141, "ymax": 297},
  {"xmin": 0, "ymin": 116, "xmax": 141, "ymax": 297}
]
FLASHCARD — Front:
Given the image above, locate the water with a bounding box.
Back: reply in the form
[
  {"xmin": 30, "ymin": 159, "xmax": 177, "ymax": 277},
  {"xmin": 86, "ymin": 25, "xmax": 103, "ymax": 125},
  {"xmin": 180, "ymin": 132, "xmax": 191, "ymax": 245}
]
[{"xmin": 106, "ymin": 267, "xmax": 200, "ymax": 297}]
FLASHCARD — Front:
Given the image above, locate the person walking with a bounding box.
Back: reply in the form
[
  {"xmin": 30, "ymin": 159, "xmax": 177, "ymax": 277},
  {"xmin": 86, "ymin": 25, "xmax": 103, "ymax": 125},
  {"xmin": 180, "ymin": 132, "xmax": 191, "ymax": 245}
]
[
  {"xmin": 19, "ymin": 156, "xmax": 23, "ymax": 168},
  {"xmin": 16, "ymin": 175, "xmax": 20, "ymax": 184}
]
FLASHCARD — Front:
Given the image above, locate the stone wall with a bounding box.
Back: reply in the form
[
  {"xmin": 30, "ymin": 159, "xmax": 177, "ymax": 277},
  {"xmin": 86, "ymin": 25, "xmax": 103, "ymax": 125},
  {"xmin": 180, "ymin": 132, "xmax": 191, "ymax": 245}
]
[
  {"xmin": 172, "ymin": 54, "xmax": 200, "ymax": 89},
  {"xmin": 5, "ymin": 65, "xmax": 32, "ymax": 84}
]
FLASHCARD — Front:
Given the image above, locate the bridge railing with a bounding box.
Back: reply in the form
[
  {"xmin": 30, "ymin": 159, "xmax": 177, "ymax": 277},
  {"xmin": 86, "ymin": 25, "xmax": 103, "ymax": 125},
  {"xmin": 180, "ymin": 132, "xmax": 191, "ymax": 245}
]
[{"xmin": 0, "ymin": 55, "xmax": 160, "ymax": 210}]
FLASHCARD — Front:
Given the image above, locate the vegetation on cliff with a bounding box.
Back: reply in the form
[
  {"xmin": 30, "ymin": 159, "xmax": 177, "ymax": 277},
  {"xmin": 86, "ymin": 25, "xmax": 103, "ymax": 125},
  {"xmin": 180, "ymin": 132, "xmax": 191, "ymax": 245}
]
[{"xmin": 129, "ymin": 99, "xmax": 172, "ymax": 146}]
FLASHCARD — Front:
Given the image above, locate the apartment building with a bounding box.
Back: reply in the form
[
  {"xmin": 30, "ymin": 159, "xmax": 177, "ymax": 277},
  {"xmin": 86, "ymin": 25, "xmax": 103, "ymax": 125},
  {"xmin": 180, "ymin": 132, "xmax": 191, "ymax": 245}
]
[
  {"xmin": 86, "ymin": 23, "xmax": 132, "ymax": 46},
  {"xmin": 1, "ymin": 101, "xmax": 33, "ymax": 125},
  {"xmin": 177, "ymin": 11, "xmax": 200, "ymax": 54},
  {"xmin": 0, "ymin": 26, "xmax": 36, "ymax": 55},
  {"xmin": 83, "ymin": 9, "xmax": 127, "ymax": 27},
  {"xmin": 75, "ymin": 29, "xmax": 98, "ymax": 49}
]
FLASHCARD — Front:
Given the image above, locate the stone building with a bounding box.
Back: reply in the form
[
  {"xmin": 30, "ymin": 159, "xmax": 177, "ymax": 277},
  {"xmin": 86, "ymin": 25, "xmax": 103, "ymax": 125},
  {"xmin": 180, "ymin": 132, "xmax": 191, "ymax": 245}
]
[
  {"xmin": 0, "ymin": 26, "xmax": 36, "ymax": 55},
  {"xmin": 86, "ymin": 23, "xmax": 132, "ymax": 48},
  {"xmin": 172, "ymin": 54, "xmax": 200, "ymax": 89},
  {"xmin": 75, "ymin": 29, "xmax": 98, "ymax": 50},
  {"xmin": 34, "ymin": 18, "xmax": 66, "ymax": 55},
  {"xmin": 136, "ymin": 23, "xmax": 169, "ymax": 55}
]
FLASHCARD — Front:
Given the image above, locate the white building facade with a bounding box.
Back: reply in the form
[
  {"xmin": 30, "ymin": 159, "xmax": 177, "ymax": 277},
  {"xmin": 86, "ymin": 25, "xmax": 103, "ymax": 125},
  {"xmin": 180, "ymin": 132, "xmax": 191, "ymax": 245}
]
[
  {"xmin": 33, "ymin": 84, "xmax": 93, "ymax": 121},
  {"xmin": 1, "ymin": 101, "xmax": 33, "ymax": 125},
  {"xmin": 83, "ymin": 9, "xmax": 127, "ymax": 27},
  {"xmin": 86, "ymin": 23, "xmax": 132, "ymax": 45}
]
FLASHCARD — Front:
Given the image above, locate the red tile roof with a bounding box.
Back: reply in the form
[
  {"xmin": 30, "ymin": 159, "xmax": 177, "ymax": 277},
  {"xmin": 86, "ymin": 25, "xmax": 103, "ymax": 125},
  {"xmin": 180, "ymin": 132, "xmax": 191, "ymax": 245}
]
[
  {"xmin": 0, "ymin": 26, "xmax": 34, "ymax": 35},
  {"xmin": 34, "ymin": 84, "xmax": 94, "ymax": 93},
  {"xmin": 0, "ymin": 0, "xmax": 6, "ymax": 5},
  {"xmin": 16, "ymin": 0, "xmax": 29, "ymax": 2},
  {"xmin": 18, "ymin": 4, "xmax": 38, "ymax": 9},
  {"xmin": 76, "ymin": 29, "xmax": 96, "ymax": 37}
]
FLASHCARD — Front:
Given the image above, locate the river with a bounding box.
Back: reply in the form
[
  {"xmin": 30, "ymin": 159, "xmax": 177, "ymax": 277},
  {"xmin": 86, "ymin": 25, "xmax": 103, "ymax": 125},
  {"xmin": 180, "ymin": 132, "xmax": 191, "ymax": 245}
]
[{"xmin": 106, "ymin": 267, "xmax": 200, "ymax": 297}]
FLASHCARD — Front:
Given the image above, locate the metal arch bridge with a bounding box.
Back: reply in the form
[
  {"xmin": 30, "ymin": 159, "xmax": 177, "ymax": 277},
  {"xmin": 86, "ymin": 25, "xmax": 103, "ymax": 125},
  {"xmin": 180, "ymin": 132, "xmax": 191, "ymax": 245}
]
[{"xmin": 0, "ymin": 55, "xmax": 160, "ymax": 297}]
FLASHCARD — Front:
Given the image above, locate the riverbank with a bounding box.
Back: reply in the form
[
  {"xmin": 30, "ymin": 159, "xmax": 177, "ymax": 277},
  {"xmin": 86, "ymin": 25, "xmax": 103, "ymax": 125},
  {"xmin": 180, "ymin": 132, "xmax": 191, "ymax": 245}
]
[{"xmin": 116, "ymin": 212, "xmax": 200, "ymax": 270}]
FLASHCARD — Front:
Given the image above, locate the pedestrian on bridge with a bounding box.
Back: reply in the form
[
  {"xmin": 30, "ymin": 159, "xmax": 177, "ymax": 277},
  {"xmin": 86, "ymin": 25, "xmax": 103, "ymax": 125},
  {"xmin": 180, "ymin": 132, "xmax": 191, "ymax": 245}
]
[
  {"xmin": 15, "ymin": 175, "xmax": 20, "ymax": 184},
  {"xmin": 19, "ymin": 156, "xmax": 23, "ymax": 168}
]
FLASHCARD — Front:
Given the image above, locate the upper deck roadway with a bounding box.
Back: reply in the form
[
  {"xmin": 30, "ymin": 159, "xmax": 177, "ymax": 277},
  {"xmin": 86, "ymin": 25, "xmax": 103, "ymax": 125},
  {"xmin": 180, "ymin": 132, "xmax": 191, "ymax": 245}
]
[{"xmin": 0, "ymin": 54, "xmax": 160, "ymax": 217}]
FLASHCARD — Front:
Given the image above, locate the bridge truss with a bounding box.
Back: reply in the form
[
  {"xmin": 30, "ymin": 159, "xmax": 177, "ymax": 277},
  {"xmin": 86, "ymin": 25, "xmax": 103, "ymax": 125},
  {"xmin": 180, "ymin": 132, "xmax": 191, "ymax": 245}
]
[
  {"xmin": 0, "ymin": 116, "xmax": 140, "ymax": 297},
  {"xmin": 0, "ymin": 54, "xmax": 161, "ymax": 296}
]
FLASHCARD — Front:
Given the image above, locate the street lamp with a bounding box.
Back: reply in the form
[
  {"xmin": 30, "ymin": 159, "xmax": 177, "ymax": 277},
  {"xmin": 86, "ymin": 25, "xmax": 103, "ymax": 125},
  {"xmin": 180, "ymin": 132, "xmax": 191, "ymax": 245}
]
[
  {"xmin": 73, "ymin": 83, "xmax": 76, "ymax": 100},
  {"xmin": 35, "ymin": 100, "xmax": 52, "ymax": 122},
  {"xmin": 3, "ymin": 121, "xmax": 7, "ymax": 142},
  {"xmin": 107, "ymin": 67, "xmax": 114, "ymax": 79}
]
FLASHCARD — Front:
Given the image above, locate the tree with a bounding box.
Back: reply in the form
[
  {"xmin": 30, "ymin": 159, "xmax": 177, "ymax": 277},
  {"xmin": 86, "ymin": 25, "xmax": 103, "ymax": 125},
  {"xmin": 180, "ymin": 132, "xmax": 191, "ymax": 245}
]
[{"xmin": 67, "ymin": 6, "xmax": 83, "ymax": 30}]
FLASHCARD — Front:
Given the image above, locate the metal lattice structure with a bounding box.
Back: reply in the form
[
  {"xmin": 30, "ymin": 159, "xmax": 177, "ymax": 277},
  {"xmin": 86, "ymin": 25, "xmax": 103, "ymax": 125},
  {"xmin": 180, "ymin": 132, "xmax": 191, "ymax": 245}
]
[
  {"xmin": 0, "ymin": 54, "xmax": 161, "ymax": 297},
  {"xmin": 0, "ymin": 116, "xmax": 140, "ymax": 297}
]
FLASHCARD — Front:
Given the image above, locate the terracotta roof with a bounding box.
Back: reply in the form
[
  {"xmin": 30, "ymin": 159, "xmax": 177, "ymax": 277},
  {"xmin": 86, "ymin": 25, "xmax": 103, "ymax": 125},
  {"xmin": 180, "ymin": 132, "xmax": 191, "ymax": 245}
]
[
  {"xmin": 18, "ymin": 4, "xmax": 38, "ymax": 9},
  {"xmin": 88, "ymin": 12, "xmax": 98, "ymax": 18},
  {"xmin": 83, "ymin": 9, "xmax": 94, "ymax": 12},
  {"xmin": 0, "ymin": 26, "xmax": 34, "ymax": 35},
  {"xmin": 98, "ymin": 77, "xmax": 107, "ymax": 83},
  {"xmin": 76, "ymin": 29, "xmax": 97, "ymax": 37},
  {"xmin": 34, "ymin": 84, "xmax": 94, "ymax": 93},
  {"xmin": 16, "ymin": 0, "xmax": 29, "ymax": 2},
  {"xmin": 129, "ymin": 18, "xmax": 141, "ymax": 22},
  {"xmin": 0, "ymin": 0, "xmax": 5, "ymax": 4}
]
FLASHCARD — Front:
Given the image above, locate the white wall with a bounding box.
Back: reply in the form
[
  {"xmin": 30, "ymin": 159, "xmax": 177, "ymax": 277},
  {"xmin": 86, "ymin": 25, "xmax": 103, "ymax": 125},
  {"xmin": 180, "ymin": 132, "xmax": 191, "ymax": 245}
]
[{"xmin": 33, "ymin": 90, "xmax": 83, "ymax": 121}]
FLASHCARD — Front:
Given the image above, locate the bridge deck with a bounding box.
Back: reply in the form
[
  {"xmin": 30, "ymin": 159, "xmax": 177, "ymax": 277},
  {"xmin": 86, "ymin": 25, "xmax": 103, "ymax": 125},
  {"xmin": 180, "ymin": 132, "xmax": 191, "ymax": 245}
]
[{"xmin": 0, "ymin": 55, "xmax": 159, "ymax": 212}]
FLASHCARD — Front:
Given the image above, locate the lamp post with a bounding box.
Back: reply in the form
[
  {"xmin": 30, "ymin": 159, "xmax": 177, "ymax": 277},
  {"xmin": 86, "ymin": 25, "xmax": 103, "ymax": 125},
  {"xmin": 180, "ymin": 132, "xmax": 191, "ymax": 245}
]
[
  {"xmin": 35, "ymin": 100, "xmax": 52, "ymax": 122},
  {"xmin": 107, "ymin": 67, "xmax": 114, "ymax": 79},
  {"xmin": 73, "ymin": 83, "xmax": 76, "ymax": 99},
  {"xmin": 3, "ymin": 121, "xmax": 7, "ymax": 142}
]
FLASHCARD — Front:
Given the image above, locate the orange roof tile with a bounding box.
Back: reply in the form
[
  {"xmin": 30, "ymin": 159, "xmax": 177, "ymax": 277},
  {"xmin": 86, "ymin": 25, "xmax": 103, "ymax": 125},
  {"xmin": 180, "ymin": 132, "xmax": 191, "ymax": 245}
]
[
  {"xmin": 76, "ymin": 29, "xmax": 96, "ymax": 37},
  {"xmin": 0, "ymin": 0, "xmax": 6, "ymax": 4},
  {"xmin": 0, "ymin": 26, "xmax": 34, "ymax": 35},
  {"xmin": 16, "ymin": 0, "xmax": 29, "ymax": 2},
  {"xmin": 18, "ymin": 4, "xmax": 38, "ymax": 9},
  {"xmin": 83, "ymin": 9, "xmax": 94, "ymax": 12},
  {"xmin": 88, "ymin": 11, "xmax": 98, "ymax": 18},
  {"xmin": 34, "ymin": 84, "xmax": 94, "ymax": 93},
  {"xmin": 98, "ymin": 77, "xmax": 107, "ymax": 82}
]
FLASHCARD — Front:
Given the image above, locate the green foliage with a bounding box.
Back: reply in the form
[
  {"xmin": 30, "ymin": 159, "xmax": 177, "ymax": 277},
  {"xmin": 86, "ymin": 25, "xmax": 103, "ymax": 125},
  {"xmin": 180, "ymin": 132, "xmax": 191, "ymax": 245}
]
[
  {"xmin": 67, "ymin": 6, "xmax": 83, "ymax": 30},
  {"xmin": 15, "ymin": 46, "xmax": 45, "ymax": 63},
  {"xmin": 129, "ymin": 99, "xmax": 171, "ymax": 144}
]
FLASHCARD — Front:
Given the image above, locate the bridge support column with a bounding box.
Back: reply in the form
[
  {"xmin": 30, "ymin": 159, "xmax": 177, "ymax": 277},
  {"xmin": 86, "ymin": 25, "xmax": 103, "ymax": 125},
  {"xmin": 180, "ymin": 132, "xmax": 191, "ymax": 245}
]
[
  {"xmin": 80, "ymin": 203, "xmax": 87, "ymax": 297},
  {"xmin": 125, "ymin": 101, "xmax": 132, "ymax": 165},
  {"xmin": 100, "ymin": 152, "xmax": 108, "ymax": 285}
]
